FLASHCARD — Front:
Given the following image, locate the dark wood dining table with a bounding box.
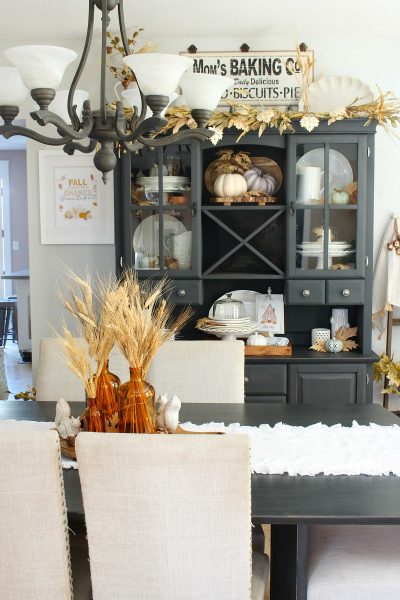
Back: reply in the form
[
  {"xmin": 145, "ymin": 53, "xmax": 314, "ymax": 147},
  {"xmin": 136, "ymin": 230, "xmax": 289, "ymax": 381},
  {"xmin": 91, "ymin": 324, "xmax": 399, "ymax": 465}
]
[{"xmin": 2, "ymin": 400, "xmax": 400, "ymax": 600}]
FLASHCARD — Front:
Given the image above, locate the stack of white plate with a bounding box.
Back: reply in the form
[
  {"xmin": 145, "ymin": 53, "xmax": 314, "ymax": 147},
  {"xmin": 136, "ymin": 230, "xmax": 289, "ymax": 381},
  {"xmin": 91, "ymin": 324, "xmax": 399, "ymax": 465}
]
[
  {"xmin": 136, "ymin": 176, "xmax": 190, "ymax": 191},
  {"xmin": 198, "ymin": 316, "xmax": 258, "ymax": 340},
  {"xmin": 297, "ymin": 241, "xmax": 353, "ymax": 255}
]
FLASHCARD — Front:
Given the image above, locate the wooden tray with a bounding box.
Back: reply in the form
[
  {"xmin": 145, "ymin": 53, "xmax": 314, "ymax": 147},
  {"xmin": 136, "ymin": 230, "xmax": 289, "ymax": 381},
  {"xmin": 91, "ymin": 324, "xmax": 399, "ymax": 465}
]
[
  {"xmin": 210, "ymin": 194, "xmax": 278, "ymax": 206},
  {"xmin": 245, "ymin": 343, "xmax": 292, "ymax": 356}
]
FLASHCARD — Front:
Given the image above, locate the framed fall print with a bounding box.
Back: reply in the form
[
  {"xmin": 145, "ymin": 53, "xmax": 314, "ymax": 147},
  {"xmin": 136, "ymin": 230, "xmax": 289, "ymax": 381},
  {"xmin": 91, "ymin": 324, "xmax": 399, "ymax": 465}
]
[{"xmin": 39, "ymin": 149, "xmax": 114, "ymax": 244}]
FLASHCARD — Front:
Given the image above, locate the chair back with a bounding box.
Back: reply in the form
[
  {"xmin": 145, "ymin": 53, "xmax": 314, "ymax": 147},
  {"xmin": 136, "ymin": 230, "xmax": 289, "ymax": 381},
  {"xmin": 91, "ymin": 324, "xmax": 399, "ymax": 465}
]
[
  {"xmin": 36, "ymin": 338, "xmax": 86, "ymax": 402},
  {"xmin": 146, "ymin": 340, "xmax": 245, "ymax": 403},
  {"xmin": 76, "ymin": 432, "xmax": 252, "ymax": 600},
  {"xmin": 0, "ymin": 430, "xmax": 73, "ymax": 599}
]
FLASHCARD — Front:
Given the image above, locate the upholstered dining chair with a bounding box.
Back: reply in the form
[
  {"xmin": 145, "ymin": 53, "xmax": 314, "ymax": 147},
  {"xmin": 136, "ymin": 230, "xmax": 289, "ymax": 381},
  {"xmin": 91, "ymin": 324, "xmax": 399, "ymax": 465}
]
[
  {"xmin": 0, "ymin": 430, "xmax": 91, "ymax": 600},
  {"xmin": 36, "ymin": 338, "xmax": 86, "ymax": 402},
  {"xmin": 76, "ymin": 432, "xmax": 268, "ymax": 600},
  {"xmin": 146, "ymin": 339, "xmax": 245, "ymax": 403},
  {"xmin": 307, "ymin": 524, "xmax": 400, "ymax": 600}
]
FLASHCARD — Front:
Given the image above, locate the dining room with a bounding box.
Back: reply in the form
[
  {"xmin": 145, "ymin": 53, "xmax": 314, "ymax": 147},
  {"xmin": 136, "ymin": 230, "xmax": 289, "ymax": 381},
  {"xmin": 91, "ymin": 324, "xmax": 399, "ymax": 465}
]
[{"xmin": 1, "ymin": 1, "xmax": 400, "ymax": 600}]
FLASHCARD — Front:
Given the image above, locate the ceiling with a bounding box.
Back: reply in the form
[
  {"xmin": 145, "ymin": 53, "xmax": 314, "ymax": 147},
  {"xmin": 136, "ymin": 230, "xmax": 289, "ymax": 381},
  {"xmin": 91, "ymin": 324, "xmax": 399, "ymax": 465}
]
[{"xmin": 1, "ymin": 0, "xmax": 399, "ymax": 43}]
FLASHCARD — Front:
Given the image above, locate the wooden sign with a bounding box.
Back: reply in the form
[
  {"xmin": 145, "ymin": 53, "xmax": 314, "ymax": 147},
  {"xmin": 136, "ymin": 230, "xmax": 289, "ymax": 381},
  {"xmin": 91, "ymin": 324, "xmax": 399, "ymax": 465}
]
[{"xmin": 180, "ymin": 50, "xmax": 314, "ymax": 106}]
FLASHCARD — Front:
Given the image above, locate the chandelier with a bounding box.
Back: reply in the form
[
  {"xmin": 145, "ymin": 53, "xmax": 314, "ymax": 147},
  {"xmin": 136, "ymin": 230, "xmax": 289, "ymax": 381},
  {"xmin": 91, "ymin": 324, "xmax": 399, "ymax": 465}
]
[{"xmin": 0, "ymin": 0, "xmax": 233, "ymax": 182}]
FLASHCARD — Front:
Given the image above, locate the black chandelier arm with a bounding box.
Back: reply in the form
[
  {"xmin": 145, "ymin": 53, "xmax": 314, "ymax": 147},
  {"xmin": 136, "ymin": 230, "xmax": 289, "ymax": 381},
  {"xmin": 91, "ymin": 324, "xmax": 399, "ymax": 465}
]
[
  {"xmin": 67, "ymin": 0, "xmax": 95, "ymax": 130},
  {"xmin": 137, "ymin": 127, "xmax": 214, "ymax": 147},
  {"xmin": 30, "ymin": 107, "xmax": 93, "ymax": 140},
  {"xmin": 64, "ymin": 139, "xmax": 97, "ymax": 155},
  {"xmin": 0, "ymin": 124, "xmax": 71, "ymax": 146},
  {"xmin": 100, "ymin": 0, "xmax": 108, "ymax": 125},
  {"xmin": 114, "ymin": 102, "xmax": 166, "ymax": 143},
  {"xmin": 117, "ymin": 0, "xmax": 130, "ymax": 55}
]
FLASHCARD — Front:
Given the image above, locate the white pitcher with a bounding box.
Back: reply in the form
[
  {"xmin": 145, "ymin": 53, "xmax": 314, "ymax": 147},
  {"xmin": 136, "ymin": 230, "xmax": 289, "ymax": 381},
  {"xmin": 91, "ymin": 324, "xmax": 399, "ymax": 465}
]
[{"xmin": 165, "ymin": 231, "xmax": 192, "ymax": 270}]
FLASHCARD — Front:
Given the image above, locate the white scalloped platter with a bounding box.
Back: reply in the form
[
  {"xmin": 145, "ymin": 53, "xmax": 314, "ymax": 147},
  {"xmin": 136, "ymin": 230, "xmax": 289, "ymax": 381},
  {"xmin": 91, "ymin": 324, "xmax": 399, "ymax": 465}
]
[{"xmin": 298, "ymin": 76, "xmax": 374, "ymax": 113}]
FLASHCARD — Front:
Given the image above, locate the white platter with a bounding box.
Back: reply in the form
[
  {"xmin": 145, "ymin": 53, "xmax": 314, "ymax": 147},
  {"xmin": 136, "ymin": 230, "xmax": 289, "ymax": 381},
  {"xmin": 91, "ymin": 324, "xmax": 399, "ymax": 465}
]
[
  {"xmin": 296, "ymin": 148, "xmax": 353, "ymax": 197},
  {"xmin": 298, "ymin": 76, "xmax": 374, "ymax": 112},
  {"xmin": 133, "ymin": 214, "xmax": 186, "ymax": 257}
]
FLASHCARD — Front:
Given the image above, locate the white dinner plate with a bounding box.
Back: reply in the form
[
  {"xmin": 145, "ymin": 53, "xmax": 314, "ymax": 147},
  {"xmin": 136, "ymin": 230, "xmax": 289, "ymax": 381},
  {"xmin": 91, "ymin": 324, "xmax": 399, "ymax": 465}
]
[
  {"xmin": 132, "ymin": 214, "xmax": 187, "ymax": 256},
  {"xmin": 298, "ymin": 76, "xmax": 374, "ymax": 112},
  {"xmin": 296, "ymin": 148, "xmax": 353, "ymax": 198}
]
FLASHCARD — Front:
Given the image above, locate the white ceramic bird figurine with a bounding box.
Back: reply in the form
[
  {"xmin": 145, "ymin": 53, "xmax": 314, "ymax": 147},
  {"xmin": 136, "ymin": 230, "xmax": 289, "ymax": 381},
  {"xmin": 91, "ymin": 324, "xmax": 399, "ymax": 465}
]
[
  {"xmin": 155, "ymin": 394, "xmax": 168, "ymax": 431},
  {"xmin": 163, "ymin": 395, "xmax": 181, "ymax": 434}
]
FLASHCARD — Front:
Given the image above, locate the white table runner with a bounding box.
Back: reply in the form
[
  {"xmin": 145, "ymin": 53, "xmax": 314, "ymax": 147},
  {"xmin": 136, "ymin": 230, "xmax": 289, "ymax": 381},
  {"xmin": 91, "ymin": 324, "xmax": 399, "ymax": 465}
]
[
  {"xmin": 180, "ymin": 421, "xmax": 400, "ymax": 476},
  {"xmin": 2, "ymin": 419, "xmax": 400, "ymax": 476}
]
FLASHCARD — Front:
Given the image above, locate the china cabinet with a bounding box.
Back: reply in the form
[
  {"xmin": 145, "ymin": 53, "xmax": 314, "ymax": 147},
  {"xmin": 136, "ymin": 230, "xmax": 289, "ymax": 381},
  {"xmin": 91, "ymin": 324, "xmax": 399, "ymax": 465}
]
[{"xmin": 115, "ymin": 119, "xmax": 377, "ymax": 404}]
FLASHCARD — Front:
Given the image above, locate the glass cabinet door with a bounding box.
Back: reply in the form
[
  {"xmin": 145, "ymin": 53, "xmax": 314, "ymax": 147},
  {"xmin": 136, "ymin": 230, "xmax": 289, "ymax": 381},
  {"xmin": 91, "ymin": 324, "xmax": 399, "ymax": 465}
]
[
  {"xmin": 288, "ymin": 135, "xmax": 366, "ymax": 276},
  {"xmin": 128, "ymin": 142, "xmax": 199, "ymax": 276}
]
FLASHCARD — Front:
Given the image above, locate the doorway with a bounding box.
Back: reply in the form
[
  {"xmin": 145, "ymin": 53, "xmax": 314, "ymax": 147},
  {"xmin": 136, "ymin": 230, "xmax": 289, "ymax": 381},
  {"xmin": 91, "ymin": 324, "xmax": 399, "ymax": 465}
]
[{"xmin": 0, "ymin": 161, "xmax": 12, "ymax": 298}]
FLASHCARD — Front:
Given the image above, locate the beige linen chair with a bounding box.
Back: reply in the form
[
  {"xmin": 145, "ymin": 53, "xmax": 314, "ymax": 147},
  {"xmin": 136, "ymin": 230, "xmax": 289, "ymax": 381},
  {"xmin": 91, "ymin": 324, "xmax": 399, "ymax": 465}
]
[
  {"xmin": 0, "ymin": 429, "xmax": 90, "ymax": 600},
  {"xmin": 76, "ymin": 432, "xmax": 268, "ymax": 600},
  {"xmin": 146, "ymin": 340, "xmax": 245, "ymax": 403},
  {"xmin": 307, "ymin": 524, "xmax": 400, "ymax": 600},
  {"xmin": 36, "ymin": 338, "xmax": 86, "ymax": 402}
]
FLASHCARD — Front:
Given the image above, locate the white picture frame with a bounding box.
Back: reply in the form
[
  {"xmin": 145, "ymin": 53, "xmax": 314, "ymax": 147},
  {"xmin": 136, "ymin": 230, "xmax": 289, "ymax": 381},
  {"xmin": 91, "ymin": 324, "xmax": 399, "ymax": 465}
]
[{"xmin": 39, "ymin": 149, "xmax": 114, "ymax": 244}]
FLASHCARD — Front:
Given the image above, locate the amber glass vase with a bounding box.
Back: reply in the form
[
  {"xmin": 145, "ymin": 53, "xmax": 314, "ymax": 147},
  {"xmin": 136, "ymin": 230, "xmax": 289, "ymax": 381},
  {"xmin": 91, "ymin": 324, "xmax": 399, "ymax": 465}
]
[
  {"xmin": 118, "ymin": 367, "xmax": 156, "ymax": 434},
  {"xmin": 96, "ymin": 361, "xmax": 120, "ymax": 430},
  {"xmin": 86, "ymin": 397, "xmax": 106, "ymax": 432}
]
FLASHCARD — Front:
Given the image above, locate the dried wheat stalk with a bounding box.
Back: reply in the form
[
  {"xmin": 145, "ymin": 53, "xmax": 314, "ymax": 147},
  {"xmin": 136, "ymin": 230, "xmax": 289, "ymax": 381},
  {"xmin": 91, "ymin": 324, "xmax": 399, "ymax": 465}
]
[
  {"xmin": 104, "ymin": 270, "xmax": 193, "ymax": 376},
  {"xmin": 57, "ymin": 269, "xmax": 118, "ymax": 394}
]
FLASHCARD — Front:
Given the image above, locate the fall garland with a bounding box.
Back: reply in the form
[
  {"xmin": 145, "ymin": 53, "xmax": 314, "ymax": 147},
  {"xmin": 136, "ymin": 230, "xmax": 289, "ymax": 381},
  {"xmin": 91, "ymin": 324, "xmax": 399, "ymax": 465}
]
[{"xmin": 160, "ymin": 93, "xmax": 400, "ymax": 144}]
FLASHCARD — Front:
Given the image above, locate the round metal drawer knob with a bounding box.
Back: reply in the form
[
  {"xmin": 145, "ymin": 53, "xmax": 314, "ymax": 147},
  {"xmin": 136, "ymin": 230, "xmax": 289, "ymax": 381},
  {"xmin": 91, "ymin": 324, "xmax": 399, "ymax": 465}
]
[
  {"xmin": 244, "ymin": 376, "xmax": 250, "ymax": 383},
  {"xmin": 177, "ymin": 289, "xmax": 186, "ymax": 297},
  {"xmin": 302, "ymin": 289, "xmax": 311, "ymax": 298},
  {"xmin": 342, "ymin": 289, "xmax": 351, "ymax": 297}
]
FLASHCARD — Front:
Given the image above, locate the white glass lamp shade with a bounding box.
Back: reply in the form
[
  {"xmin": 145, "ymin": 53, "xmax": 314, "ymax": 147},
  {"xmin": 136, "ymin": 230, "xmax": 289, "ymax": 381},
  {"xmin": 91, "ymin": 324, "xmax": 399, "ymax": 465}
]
[
  {"xmin": 180, "ymin": 73, "xmax": 234, "ymax": 111},
  {"xmin": 121, "ymin": 87, "xmax": 177, "ymax": 118},
  {"xmin": 0, "ymin": 67, "xmax": 28, "ymax": 106},
  {"xmin": 4, "ymin": 45, "xmax": 77, "ymax": 90},
  {"xmin": 122, "ymin": 53, "xmax": 193, "ymax": 97},
  {"xmin": 121, "ymin": 87, "xmax": 152, "ymax": 119},
  {"xmin": 51, "ymin": 90, "xmax": 89, "ymax": 123}
]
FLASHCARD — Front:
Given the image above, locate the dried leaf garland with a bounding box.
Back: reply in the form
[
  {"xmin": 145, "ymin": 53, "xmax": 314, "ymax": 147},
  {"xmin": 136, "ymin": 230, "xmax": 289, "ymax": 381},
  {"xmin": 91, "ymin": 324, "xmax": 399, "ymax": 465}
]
[
  {"xmin": 159, "ymin": 92, "xmax": 400, "ymax": 142},
  {"xmin": 309, "ymin": 340, "xmax": 327, "ymax": 352},
  {"xmin": 374, "ymin": 353, "xmax": 400, "ymax": 396}
]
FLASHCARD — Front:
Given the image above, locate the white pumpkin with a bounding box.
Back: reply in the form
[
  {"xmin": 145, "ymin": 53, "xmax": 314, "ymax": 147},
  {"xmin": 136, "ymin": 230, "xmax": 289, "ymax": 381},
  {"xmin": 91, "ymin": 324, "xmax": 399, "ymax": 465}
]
[
  {"xmin": 246, "ymin": 333, "xmax": 267, "ymax": 346},
  {"xmin": 244, "ymin": 167, "xmax": 276, "ymax": 194},
  {"xmin": 214, "ymin": 173, "xmax": 247, "ymax": 197}
]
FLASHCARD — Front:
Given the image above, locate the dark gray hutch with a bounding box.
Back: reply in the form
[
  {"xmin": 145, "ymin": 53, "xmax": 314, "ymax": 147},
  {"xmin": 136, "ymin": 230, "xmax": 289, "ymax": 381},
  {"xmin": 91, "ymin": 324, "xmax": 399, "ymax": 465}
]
[{"xmin": 114, "ymin": 119, "xmax": 377, "ymax": 404}]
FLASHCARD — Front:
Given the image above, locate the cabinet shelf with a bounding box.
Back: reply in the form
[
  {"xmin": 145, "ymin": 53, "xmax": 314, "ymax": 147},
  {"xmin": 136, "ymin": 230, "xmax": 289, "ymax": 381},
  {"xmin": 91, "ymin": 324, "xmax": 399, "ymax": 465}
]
[
  {"xmin": 203, "ymin": 273, "xmax": 285, "ymax": 280},
  {"xmin": 294, "ymin": 203, "xmax": 358, "ymax": 210},
  {"xmin": 131, "ymin": 204, "xmax": 194, "ymax": 211},
  {"xmin": 202, "ymin": 204, "xmax": 286, "ymax": 211}
]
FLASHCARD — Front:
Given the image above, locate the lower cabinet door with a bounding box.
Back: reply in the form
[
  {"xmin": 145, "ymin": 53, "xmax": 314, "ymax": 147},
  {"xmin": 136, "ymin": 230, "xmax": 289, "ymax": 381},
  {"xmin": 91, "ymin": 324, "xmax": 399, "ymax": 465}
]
[{"xmin": 288, "ymin": 364, "xmax": 367, "ymax": 404}]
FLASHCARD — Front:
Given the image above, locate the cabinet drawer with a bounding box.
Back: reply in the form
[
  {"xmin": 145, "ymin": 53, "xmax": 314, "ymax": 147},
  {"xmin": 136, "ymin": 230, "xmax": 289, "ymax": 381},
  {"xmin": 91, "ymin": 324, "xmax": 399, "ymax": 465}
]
[
  {"xmin": 326, "ymin": 280, "xmax": 365, "ymax": 305},
  {"xmin": 286, "ymin": 280, "xmax": 325, "ymax": 305},
  {"xmin": 288, "ymin": 364, "xmax": 366, "ymax": 404},
  {"xmin": 169, "ymin": 280, "xmax": 203, "ymax": 305},
  {"xmin": 244, "ymin": 365, "xmax": 287, "ymax": 395}
]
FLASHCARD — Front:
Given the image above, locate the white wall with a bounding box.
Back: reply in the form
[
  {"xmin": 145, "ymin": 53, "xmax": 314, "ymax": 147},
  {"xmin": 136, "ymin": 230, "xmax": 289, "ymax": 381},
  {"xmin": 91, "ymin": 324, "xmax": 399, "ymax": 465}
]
[{"xmin": 1, "ymin": 32, "xmax": 400, "ymax": 395}]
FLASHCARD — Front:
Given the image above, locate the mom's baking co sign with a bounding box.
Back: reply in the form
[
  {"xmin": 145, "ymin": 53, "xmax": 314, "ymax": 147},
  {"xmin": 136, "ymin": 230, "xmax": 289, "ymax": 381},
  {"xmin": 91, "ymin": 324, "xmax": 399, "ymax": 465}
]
[{"xmin": 180, "ymin": 50, "xmax": 314, "ymax": 106}]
